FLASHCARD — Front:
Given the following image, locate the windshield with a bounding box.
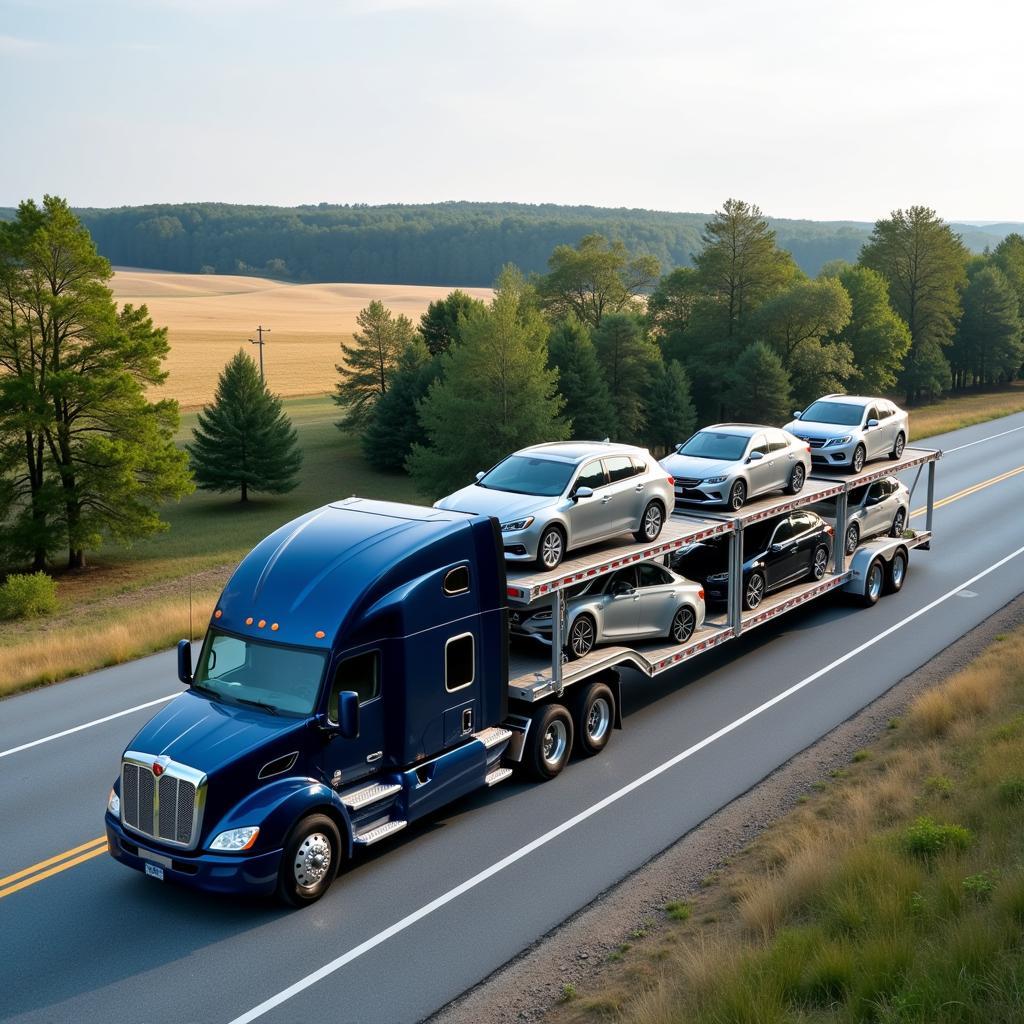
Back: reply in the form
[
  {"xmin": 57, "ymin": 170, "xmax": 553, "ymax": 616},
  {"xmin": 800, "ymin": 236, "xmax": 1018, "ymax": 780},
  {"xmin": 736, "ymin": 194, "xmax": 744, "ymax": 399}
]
[
  {"xmin": 193, "ymin": 628, "xmax": 327, "ymax": 716},
  {"xmin": 801, "ymin": 400, "xmax": 864, "ymax": 426},
  {"xmin": 479, "ymin": 454, "xmax": 575, "ymax": 497},
  {"xmin": 677, "ymin": 431, "xmax": 749, "ymax": 461}
]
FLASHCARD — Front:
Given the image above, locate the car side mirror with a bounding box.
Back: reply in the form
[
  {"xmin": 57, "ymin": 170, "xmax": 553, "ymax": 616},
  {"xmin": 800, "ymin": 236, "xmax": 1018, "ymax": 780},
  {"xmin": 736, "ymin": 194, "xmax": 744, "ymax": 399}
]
[
  {"xmin": 573, "ymin": 486, "xmax": 594, "ymax": 501},
  {"xmin": 612, "ymin": 581, "xmax": 634, "ymax": 596},
  {"xmin": 475, "ymin": 471, "xmax": 485, "ymax": 481},
  {"xmin": 867, "ymin": 418, "xmax": 879, "ymax": 428},
  {"xmin": 177, "ymin": 639, "xmax": 193, "ymax": 685},
  {"xmin": 332, "ymin": 691, "xmax": 360, "ymax": 740},
  {"xmin": 770, "ymin": 543, "xmax": 783, "ymax": 554},
  {"xmin": 792, "ymin": 411, "xmax": 802, "ymax": 420},
  {"xmin": 748, "ymin": 451, "xmax": 764, "ymax": 462},
  {"xmin": 675, "ymin": 443, "xmax": 684, "ymax": 452}
]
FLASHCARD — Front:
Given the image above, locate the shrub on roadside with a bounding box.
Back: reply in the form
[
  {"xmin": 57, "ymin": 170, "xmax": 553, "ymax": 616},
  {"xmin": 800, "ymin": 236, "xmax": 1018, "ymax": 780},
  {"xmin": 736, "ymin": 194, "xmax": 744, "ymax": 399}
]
[
  {"xmin": 900, "ymin": 816, "xmax": 972, "ymax": 862},
  {"xmin": 0, "ymin": 572, "xmax": 58, "ymax": 620}
]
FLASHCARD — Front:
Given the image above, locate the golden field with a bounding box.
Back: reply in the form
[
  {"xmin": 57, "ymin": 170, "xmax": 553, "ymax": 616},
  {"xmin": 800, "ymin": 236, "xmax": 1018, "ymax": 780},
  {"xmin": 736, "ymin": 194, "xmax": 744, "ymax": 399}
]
[{"xmin": 110, "ymin": 269, "xmax": 492, "ymax": 409}]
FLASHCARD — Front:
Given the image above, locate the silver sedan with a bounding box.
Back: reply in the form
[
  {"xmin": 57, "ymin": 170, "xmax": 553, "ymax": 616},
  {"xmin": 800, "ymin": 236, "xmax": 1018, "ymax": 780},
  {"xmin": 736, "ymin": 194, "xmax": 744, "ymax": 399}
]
[
  {"xmin": 513, "ymin": 563, "xmax": 706, "ymax": 659},
  {"xmin": 660, "ymin": 424, "xmax": 811, "ymax": 510},
  {"xmin": 811, "ymin": 476, "xmax": 911, "ymax": 555}
]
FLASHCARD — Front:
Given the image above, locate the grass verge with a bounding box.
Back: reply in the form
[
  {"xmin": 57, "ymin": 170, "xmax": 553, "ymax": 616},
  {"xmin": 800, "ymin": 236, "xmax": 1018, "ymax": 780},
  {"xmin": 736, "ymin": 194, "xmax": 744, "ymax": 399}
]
[
  {"xmin": 549, "ymin": 627, "xmax": 1024, "ymax": 1024},
  {"xmin": 908, "ymin": 382, "xmax": 1024, "ymax": 440}
]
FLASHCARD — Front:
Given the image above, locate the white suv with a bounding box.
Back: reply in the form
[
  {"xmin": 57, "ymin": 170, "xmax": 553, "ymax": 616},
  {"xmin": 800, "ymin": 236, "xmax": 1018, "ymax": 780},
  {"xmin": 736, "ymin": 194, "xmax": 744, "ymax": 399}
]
[{"xmin": 786, "ymin": 395, "xmax": 909, "ymax": 474}]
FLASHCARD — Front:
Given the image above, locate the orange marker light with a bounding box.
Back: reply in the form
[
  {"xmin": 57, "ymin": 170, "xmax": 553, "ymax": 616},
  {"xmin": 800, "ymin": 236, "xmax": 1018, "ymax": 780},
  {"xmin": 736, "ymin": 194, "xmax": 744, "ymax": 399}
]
[
  {"xmin": 245, "ymin": 617, "xmax": 253, "ymax": 625},
  {"xmin": 315, "ymin": 630, "xmax": 326, "ymax": 639},
  {"xmin": 214, "ymin": 609, "xmax": 222, "ymax": 619},
  {"xmin": 271, "ymin": 623, "xmax": 279, "ymax": 631},
  {"xmin": 257, "ymin": 619, "xmax": 266, "ymax": 629}
]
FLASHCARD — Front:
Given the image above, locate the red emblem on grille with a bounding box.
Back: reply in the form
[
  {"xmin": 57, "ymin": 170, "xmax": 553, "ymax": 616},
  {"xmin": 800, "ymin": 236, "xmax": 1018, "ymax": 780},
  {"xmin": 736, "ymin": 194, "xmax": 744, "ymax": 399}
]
[{"xmin": 152, "ymin": 762, "xmax": 164, "ymax": 776}]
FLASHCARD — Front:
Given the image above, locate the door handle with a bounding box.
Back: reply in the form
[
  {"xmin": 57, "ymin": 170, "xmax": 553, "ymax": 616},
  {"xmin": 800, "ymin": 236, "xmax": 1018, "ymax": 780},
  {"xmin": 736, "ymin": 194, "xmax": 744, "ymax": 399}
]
[
  {"xmin": 366, "ymin": 751, "xmax": 383, "ymax": 763},
  {"xmin": 601, "ymin": 495, "xmax": 612, "ymax": 503},
  {"xmin": 635, "ymin": 483, "xmax": 645, "ymax": 491}
]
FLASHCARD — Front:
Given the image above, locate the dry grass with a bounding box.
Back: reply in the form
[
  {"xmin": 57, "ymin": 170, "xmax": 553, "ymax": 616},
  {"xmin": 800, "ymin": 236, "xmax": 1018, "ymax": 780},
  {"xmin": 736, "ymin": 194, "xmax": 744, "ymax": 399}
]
[
  {"xmin": 0, "ymin": 589, "xmax": 219, "ymax": 697},
  {"xmin": 909, "ymin": 383, "xmax": 1024, "ymax": 441},
  {"xmin": 110, "ymin": 269, "xmax": 491, "ymax": 409}
]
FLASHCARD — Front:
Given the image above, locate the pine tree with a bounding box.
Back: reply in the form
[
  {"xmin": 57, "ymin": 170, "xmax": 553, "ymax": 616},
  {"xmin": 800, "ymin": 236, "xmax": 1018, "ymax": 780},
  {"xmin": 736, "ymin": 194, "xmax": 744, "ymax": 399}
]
[
  {"xmin": 547, "ymin": 314, "xmax": 615, "ymax": 440},
  {"xmin": 188, "ymin": 351, "xmax": 302, "ymax": 502},
  {"xmin": 952, "ymin": 265, "xmax": 1022, "ymax": 387},
  {"xmin": 334, "ymin": 300, "xmax": 417, "ymax": 429},
  {"xmin": 592, "ymin": 313, "xmax": 661, "ymax": 443},
  {"xmin": 408, "ymin": 266, "xmax": 568, "ymax": 496},
  {"xmin": 362, "ymin": 337, "xmax": 438, "ymax": 471},
  {"xmin": 644, "ymin": 360, "xmax": 696, "ymax": 455},
  {"xmin": 726, "ymin": 342, "xmax": 792, "ymax": 423},
  {"xmin": 419, "ymin": 290, "xmax": 486, "ymax": 356}
]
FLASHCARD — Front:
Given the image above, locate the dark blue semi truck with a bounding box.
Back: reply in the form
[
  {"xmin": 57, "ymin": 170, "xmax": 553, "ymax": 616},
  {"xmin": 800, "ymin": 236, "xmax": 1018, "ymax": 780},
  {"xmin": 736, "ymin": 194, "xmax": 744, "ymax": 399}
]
[{"xmin": 106, "ymin": 449, "xmax": 939, "ymax": 905}]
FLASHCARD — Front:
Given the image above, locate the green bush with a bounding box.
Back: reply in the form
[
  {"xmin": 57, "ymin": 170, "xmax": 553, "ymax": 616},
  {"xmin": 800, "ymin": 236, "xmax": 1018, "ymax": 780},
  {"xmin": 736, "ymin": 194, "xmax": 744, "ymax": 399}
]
[
  {"xmin": 997, "ymin": 777, "xmax": 1024, "ymax": 805},
  {"xmin": 899, "ymin": 816, "xmax": 972, "ymax": 862},
  {"xmin": 962, "ymin": 872, "xmax": 997, "ymax": 903},
  {"xmin": 0, "ymin": 572, "xmax": 58, "ymax": 620}
]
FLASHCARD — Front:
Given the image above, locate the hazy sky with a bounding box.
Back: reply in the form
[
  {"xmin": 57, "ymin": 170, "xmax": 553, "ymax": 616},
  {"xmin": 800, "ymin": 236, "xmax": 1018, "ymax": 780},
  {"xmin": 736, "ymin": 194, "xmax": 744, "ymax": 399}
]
[{"xmin": 1, "ymin": 0, "xmax": 1020, "ymax": 221}]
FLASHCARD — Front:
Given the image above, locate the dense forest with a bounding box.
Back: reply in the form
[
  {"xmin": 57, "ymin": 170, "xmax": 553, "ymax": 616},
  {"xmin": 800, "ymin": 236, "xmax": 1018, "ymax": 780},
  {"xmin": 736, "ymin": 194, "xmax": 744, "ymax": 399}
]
[{"xmin": 0, "ymin": 201, "xmax": 1018, "ymax": 286}]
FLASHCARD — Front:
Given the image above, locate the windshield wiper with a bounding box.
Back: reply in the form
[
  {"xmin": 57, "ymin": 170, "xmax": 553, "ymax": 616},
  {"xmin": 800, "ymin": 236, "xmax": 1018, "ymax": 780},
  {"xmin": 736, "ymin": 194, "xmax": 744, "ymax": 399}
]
[
  {"xmin": 190, "ymin": 682, "xmax": 223, "ymax": 702},
  {"xmin": 236, "ymin": 696, "xmax": 280, "ymax": 715}
]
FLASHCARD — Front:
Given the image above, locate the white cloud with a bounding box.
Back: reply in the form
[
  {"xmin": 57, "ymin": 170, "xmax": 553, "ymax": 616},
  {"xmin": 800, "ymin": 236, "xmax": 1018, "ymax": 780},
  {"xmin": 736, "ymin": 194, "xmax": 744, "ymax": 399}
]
[{"xmin": 0, "ymin": 33, "xmax": 43, "ymax": 53}]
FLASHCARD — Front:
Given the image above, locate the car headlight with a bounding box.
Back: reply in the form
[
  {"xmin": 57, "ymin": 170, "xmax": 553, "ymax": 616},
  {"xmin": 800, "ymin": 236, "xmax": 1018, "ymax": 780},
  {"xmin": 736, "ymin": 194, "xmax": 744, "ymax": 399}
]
[
  {"xmin": 707, "ymin": 572, "xmax": 729, "ymax": 582},
  {"xmin": 210, "ymin": 826, "xmax": 260, "ymax": 852},
  {"xmin": 824, "ymin": 436, "xmax": 852, "ymax": 447},
  {"xmin": 702, "ymin": 476, "xmax": 728, "ymax": 484},
  {"xmin": 107, "ymin": 787, "xmax": 120, "ymax": 816},
  {"xmin": 500, "ymin": 517, "xmax": 535, "ymax": 532}
]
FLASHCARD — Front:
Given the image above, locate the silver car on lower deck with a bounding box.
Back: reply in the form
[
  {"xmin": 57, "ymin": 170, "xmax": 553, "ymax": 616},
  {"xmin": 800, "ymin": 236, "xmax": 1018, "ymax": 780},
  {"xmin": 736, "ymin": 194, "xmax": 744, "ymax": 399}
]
[
  {"xmin": 434, "ymin": 442, "xmax": 675, "ymax": 569},
  {"xmin": 512, "ymin": 562, "xmax": 706, "ymax": 659},
  {"xmin": 810, "ymin": 475, "xmax": 911, "ymax": 555}
]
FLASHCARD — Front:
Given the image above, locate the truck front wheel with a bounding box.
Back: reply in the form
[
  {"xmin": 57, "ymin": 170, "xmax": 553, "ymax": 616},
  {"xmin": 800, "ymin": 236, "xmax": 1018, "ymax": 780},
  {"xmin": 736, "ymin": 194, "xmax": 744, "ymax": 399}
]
[
  {"xmin": 521, "ymin": 703, "xmax": 574, "ymax": 781},
  {"xmin": 277, "ymin": 813, "xmax": 342, "ymax": 907}
]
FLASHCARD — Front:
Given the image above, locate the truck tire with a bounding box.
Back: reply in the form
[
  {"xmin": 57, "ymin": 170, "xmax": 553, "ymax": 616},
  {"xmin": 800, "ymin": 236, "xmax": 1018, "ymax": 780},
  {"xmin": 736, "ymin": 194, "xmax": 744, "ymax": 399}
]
[
  {"xmin": 860, "ymin": 559, "xmax": 884, "ymax": 606},
  {"xmin": 521, "ymin": 703, "xmax": 574, "ymax": 781},
  {"xmin": 570, "ymin": 681, "xmax": 615, "ymax": 757},
  {"xmin": 276, "ymin": 813, "xmax": 342, "ymax": 908},
  {"xmin": 884, "ymin": 549, "xmax": 908, "ymax": 594}
]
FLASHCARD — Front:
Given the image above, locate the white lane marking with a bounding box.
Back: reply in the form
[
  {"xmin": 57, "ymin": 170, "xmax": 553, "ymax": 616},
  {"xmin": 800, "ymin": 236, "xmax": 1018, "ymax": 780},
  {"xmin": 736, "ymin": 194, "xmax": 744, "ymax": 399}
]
[
  {"xmin": 227, "ymin": 542, "xmax": 1024, "ymax": 1024},
  {"xmin": 0, "ymin": 695, "xmax": 178, "ymax": 760},
  {"xmin": 942, "ymin": 421, "xmax": 1024, "ymax": 454}
]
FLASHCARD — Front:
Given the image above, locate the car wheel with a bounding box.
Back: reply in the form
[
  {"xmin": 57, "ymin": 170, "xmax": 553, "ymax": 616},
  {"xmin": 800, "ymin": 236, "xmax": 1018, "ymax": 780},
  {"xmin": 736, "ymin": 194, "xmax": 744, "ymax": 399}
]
[
  {"xmin": 570, "ymin": 681, "xmax": 615, "ymax": 757},
  {"xmin": 567, "ymin": 614, "xmax": 597, "ymax": 660},
  {"xmin": 786, "ymin": 462, "xmax": 806, "ymax": 495},
  {"xmin": 520, "ymin": 703, "xmax": 574, "ymax": 781},
  {"xmin": 728, "ymin": 479, "xmax": 747, "ymax": 511},
  {"xmin": 811, "ymin": 545, "xmax": 829, "ymax": 580},
  {"xmin": 743, "ymin": 570, "xmax": 765, "ymax": 611},
  {"xmin": 670, "ymin": 605, "xmax": 697, "ymax": 643},
  {"xmin": 845, "ymin": 522, "xmax": 860, "ymax": 556},
  {"xmin": 890, "ymin": 508, "xmax": 906, "ymax": 538},
  {"xmin": 860, "ymin": 559, "xmax": 884, "ymax": 606},
  {"xmin": 277, "ymin": 813, "xmax": 342, "ymax": 907},
  {"xmin": 851, "ymin": 444, "xmax": 866, "ymax": 474},
  {"xmin": 634, "ymin": 500, "xmax": 665, "ymax": 543},
  {"xmin": 885, "ymin": 550, "xmax": 908, "ymax": 594},
  {"xmin": 889, "ymin": 432, "xmax": 906, "ymax": 461},
  {"xmin": 536, "ymin": 525, "xmax": 565, "ymax": 570}
]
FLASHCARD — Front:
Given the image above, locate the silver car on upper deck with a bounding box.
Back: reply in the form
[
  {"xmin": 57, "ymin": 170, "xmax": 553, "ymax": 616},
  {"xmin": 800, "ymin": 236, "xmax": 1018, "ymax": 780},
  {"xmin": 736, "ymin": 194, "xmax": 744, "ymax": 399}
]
[
  {"xmin": 433, "ymin": 442, "xmax": 674, "ymax": 569},
  {"xmin": 660, "ymin": 424, "xmax": 811, "ymax": 511},
  {"xmin": 786, "ymin": 394, "xmax": 909, "ymax": 474}
]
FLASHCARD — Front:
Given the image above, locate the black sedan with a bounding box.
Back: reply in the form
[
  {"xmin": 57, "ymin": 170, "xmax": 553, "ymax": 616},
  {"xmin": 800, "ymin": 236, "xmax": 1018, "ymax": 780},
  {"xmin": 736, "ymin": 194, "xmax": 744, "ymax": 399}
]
[{"xmin": 671, "ymin": 509, "xmax": 834, "ymax": 611}]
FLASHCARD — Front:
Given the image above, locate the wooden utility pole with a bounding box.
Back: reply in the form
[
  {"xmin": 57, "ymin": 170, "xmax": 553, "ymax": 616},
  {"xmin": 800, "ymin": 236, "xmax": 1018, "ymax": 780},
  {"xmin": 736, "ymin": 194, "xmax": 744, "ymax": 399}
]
[{"xmin": 249, "ymin": 325, "xmax": 270, "ymax": 382}]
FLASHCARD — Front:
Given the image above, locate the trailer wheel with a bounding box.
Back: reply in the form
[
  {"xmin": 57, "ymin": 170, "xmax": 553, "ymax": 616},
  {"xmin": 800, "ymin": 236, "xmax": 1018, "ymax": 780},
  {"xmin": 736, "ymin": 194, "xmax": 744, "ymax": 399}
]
[
  {"xmin": 884, "ymin": 549, "xmax": 908, "ymax": 594},
  {"xmin": 860, "ymin": 559, "xmax": 884, "ymax": 606},
  {"xmin": 570, "ymin": 681, "xmax": 615, "ymax": 757},
  {"xmin": 521, "ymin": 703, "xmax": 574, "ymax": 781},
  {"xmin": 276, "ymin": 813, "xmax": 342, "ymax": 908}
]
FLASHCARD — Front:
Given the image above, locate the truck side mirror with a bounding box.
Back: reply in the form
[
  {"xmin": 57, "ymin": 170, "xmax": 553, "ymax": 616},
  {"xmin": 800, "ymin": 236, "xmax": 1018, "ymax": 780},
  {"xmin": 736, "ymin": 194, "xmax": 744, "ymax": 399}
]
[
  {"xmin": 336, "ymin": 690, "xmax": 360, "ymax": 740},
  {"xmin": 177, "ymin": 639, "xmax": 193, "ymax": 685}
]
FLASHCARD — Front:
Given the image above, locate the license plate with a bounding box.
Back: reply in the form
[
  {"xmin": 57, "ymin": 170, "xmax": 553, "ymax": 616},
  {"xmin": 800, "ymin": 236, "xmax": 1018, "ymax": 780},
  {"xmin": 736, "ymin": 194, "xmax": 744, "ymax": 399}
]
[{"xmin": 145, "ymin": 862, "xmax": 165, "ymax": 881}]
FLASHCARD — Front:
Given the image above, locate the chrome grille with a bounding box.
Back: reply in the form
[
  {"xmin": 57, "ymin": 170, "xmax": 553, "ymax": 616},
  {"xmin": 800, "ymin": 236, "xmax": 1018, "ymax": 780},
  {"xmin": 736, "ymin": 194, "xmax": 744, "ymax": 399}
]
[{"xmin": 120, "ymin": 753, "xmax": 205, "ymax": 850}]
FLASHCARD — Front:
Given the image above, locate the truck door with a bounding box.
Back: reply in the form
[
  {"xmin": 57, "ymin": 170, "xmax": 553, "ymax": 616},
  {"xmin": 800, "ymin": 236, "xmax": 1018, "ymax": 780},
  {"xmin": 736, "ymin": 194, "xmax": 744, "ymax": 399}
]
[{"xmin": 322, "ymin": 650, "xmax": 386, "ymax": 786}]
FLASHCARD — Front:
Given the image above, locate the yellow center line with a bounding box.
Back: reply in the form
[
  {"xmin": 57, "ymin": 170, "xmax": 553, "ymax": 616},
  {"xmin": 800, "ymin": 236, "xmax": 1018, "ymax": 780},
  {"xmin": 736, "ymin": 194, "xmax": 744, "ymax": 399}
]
[
  {"xmin": 911, "ymin": 463, "xmax": 1024, "ymax": 518},
  {"xmin": 0, "ymin": 837, "xmax": 107, "ymax": 899}
]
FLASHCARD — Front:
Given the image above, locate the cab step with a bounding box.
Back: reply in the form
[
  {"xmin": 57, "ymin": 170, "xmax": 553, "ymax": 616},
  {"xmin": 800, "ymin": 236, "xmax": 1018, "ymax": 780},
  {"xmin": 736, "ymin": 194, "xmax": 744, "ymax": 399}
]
[
  {"xmin": 353, "ymin": 819, "xmax": 408, "ymax": 846},
  {"xmin": 474, "ymin": 726, "xmax": 512, "ymax": 750},
  {"xmin": 484, "ymin": 766, "xmax": 513, "ymax": 787},
  {"xmin": 340, "ymin": 782, "xmax": 402, "ymax": 812}
]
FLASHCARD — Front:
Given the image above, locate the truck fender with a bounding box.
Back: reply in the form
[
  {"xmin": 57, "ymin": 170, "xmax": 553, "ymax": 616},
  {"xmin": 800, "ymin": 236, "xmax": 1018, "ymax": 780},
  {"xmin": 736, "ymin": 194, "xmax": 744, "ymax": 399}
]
[{"xmin": 205, "ymin": 777, "xmax": 356, "ymax": 859}]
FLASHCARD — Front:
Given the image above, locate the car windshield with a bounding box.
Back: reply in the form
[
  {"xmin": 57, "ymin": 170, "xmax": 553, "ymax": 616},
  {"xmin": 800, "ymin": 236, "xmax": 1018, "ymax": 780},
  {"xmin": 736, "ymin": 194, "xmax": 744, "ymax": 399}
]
[
  {"xmin": 677, "ymin": 431, "xmax": 749, "ymax": 461},
  {"xmin": 479, "ymin": 454, "xmax": 575, "ymax": 496},
  {"xmin": 192, "ymin": 628, "xmax": 327, "ymax": 716},
  {"xmin": 801, "ymin": 401, "xmax": 864, "ymax": 426}
]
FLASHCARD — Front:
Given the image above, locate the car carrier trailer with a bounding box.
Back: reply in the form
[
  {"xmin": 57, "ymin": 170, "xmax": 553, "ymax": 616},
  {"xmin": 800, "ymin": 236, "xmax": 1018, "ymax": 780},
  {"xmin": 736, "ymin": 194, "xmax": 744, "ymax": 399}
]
[{"xmin": 104, "ymin": 447, "xmax": 939, "ymax": 905}]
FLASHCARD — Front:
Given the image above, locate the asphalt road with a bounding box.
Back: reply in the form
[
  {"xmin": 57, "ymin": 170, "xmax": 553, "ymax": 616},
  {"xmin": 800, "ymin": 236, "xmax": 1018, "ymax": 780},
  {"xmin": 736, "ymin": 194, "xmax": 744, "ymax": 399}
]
[{"xmin": 2, "ymin": 412, "xmax": 1024, "ymax": 1024}]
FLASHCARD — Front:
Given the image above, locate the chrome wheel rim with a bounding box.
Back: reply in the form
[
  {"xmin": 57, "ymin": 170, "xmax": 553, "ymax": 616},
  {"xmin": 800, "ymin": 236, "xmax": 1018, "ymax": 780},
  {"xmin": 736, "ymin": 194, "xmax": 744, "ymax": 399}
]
[
  {"xmin": 868, "ymin": 563, "xmax": 883, "ymax": 600},
  {"xmin": 643, "ymin": 503, "xmax": 662, "ymax": 539},
  {"xmin": 813, "ymin": 549, "xmax": 828, "ymax": 578},
  {"xmin": 294, "ymin": 832, "xmax": 332, "ymax": 889},
  {"xmin": 891, "ymin": 555, "xmax": 905, "ymax": 588},
  {"xmin": 586, "ymin": 698, "xmax": 611, "ymax": 742},
  {"xmin": 730, "ymin": 482, "xmax": 745, "ymax": 510},
  {"xmin": 672, "ymin": 607, "xmax": 695, "ymax": 643},
  {"xmin": 542, "ymin": 719, "xmax": 568, "ymax": 767},
  {"xmin": 746, "ymin": 574, "xmax": 764, "ymax": 608},
  {"xmin": 792, "ymin": 466, "xmax": 805, "ymax": 491},
  {"xmin": 853, "ymin": 447, "xmax": 865, "ymax": 472},
  {"xmin": 846, "ymin": 525, "xmax": 858, "ymax": 556},
  {"xmin": 540, "ymin": 530, "xmax": 563, "ymax": 568},
  {"xmin": 892, "ymin": 511, "xmax": 905, "ymax": 537},
  {"xmin": 570, "ymin": 618, "xmax": 594, "ymax": 657}
]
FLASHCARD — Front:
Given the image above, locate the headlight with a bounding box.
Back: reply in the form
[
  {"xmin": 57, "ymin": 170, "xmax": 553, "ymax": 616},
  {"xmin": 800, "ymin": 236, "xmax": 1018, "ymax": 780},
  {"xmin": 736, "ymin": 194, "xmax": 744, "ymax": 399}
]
[
  {"xmin": 824, "ymin": 436, "xmax": 852, "ymax": 447},
  {"xmin": 107, "ymin": 787, "xmax": 120, "ymax": 816},
  {"xmin": 210, "ymin": 826, "xmax": 260, "ymax": 852},
  {"xmin": 702, "ymin": 476, "xmax": 728, "ymax": 484},
  {"xmin": 500, "ymin": 517, "xmax": 534, "ymax": 532},
  {"xmin": 707, "ymin": 572, "xmax": 729, "ymax": 582}
]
